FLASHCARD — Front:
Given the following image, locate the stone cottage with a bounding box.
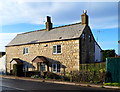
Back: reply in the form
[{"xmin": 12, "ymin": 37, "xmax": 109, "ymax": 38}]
[{"xmin": 6, "ymin": 10, "xmax": 102, "ymax": 75}]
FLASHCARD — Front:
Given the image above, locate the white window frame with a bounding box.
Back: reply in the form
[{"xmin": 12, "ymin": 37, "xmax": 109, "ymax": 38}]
[
  {"xmin": 23, "ymin": 48, "xmax": 29, "ymax": 55},
  {"xmin": 52, "ymin": 45, "xmax": 62, "ymax": 54},
  {"xmin": 52, "ymin": 64, "xmax": 61, "ymax": 73}
]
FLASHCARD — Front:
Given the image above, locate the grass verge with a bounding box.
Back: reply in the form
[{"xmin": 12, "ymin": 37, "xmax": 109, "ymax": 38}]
[{"xmin": 104, "ymin": 83, "xmax": 120, "ymax": 86}]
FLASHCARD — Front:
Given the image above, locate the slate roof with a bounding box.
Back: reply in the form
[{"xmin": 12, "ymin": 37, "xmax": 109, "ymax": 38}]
[
  {"xmin": 6, "ymin": 23, "xmax": 86, "ymax": 46},
  {"xmin": 10, "ymin": 58, "xmax": 23, "ymax": 64},
  {"xmin": 31, "ymin": 56, "xmax": 49, "ymax": 63}
]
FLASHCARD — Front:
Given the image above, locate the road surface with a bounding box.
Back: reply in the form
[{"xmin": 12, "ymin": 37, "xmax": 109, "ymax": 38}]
[{"xmin": 0, "ymin": 78, "xmax": 119, "ymax": 92}]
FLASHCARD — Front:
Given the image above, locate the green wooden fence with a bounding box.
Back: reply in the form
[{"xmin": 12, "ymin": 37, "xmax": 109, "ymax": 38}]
[{"xmin": 106, "ymin": 57, "xmax": 120, "ymax": 83}]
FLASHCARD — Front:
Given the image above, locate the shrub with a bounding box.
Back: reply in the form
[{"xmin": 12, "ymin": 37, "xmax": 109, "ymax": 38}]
[
  {"xmin": 43, "ymin": 72, "xmax": 61, "ymax": 79},
  {"xmin": 104, "ymin": 83, "xmax": 120, "ymax": 86},
  {"xmin": 24, "ymin": 71, "xmax": 41, "ymax": 77},
  {"xmin": 31, "ymin": 75, "xmax": 40, "ymax": 78},
  {"xmin": 62, "ymin": 76, "xmax": 70, "ymax": 81}
]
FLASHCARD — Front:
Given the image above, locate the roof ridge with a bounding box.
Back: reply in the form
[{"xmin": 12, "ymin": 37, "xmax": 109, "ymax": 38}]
[
  {"xmin": 53, "ymin": 22, "xmax": 81, "ymax": 29},
  {"xmin": 19, "ymin": 29, "xmax": 45, "ymax": 35},
  {"xmin": 18, "ymin": 22, "xmax": 81, "ymax": 35}
]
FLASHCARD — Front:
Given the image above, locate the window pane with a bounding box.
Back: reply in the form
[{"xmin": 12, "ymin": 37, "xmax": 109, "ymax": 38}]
[
  {"xmin": 53, "ymin": 46, "xmax": 56, "ymax": 53},
  {"xmin": 57, "ymin": 45, "xmax": 61, "ymax": 53},
  {"xmin": 23, "ymin": 48, "xmax": 25, "ymax": 54},
  {"xmin": 52, "ymin": 64, "xmax": 56, "ymax": 72},
  {"xmin": 57, "ymin": 64, "xmax": 60, "ymax": 72},
  {"xmin": 26, "ymin": 48, "xmax": 28, "ymax": 53},
  {"xmin": 42, "ymin": 64, "xmax": 46, "ymax": 71},
  {"xmin": 40, "ymin": 64, "xmax": 46, "ymax": 71},
  {"xmin": 23, "ymin": 48, "xmax": 28, "ymax": 54}
]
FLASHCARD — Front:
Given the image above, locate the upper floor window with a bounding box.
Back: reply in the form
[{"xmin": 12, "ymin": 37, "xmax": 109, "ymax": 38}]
[
  {"xmin": 89, "ymin": 35, "xmax": 92, "ymax": 42},
  {"xmin": 81, "ymin": 33, "xmax": 85, "ymax": 39},
  {"xmin": 23, "ymin": 48, "xmax": 28, "ymax": 54},
  {"xmin": 53, "ymin": 45, "xmax": 61, "ymax": 54}
]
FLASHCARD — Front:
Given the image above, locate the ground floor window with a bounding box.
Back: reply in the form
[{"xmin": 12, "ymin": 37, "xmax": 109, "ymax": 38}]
[
  {"xmin": 40, "ymin": 63, "xmax": 46, "ymax": 72},
  {"xmin": 37, "ymin": 63, "xmax": 46, "ymax": 72},
  {"xmin": 52, "ymin": 64, "xmax": 61, "ymax": 73}
]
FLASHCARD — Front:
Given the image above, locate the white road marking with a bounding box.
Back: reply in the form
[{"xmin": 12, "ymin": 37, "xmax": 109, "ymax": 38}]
[{"xmin": 2, "ymin": 85, "xmax": 25, "ymax": 90}]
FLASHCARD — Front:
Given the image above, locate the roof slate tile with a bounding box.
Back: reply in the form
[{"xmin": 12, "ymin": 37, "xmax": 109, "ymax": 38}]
[{"xmin": 6, "ymin": 23, "xmax": 86, "ymax": 46}]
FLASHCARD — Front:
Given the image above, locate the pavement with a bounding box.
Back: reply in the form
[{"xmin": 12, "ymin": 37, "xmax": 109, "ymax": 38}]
[{"xmin": 0, "ymin": 75, "xmax": 120, "ymax": 90}]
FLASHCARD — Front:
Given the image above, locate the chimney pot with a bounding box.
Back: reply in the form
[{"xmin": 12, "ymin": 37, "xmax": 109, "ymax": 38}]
[
  {"xmin": 46, "ymin": 16, "xmax": 51, "ymax": 22},
  {"xmin": 81, "ymin": 10, "xmax": 89, "ymax": 25},
  {"xmin": 45, "ymin": 16, "xmax": 52, "ymax": 31},
  {"xmin": 83, "ymin": 10, "xmax": 87, "ymax": 13}
]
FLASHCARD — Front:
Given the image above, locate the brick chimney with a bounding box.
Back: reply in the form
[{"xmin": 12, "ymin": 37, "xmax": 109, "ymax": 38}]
[
  {"xmin": 81, "ymin": 10, "xmax": 89, "ymax": 25},
  {"xmin": 45, "ymin": 16, "xmax": 52, "ymax": 31}
]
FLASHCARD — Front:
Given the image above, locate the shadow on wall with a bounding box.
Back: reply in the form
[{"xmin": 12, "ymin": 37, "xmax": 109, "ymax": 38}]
[
  {"xmin": 45, "ymin": 57, "xmax": 67, "ymax": 75},
  {"xmin": 45, "ymin": 57, "xmax": 66, "ymax": 69},
  {"xmin": 10, "ymin": 58, "xmax": 35, "ymax": 75},
  {"xmin": 23, "ymin": 60, "xmax": 35, "ymax": 71},
  {"xmin": 10, "ymin": 56, "xmax": 67, "ymax": 76},
  {"xmin": 31, "ymin": 56, "xmax": 67, "ymax": 75}
]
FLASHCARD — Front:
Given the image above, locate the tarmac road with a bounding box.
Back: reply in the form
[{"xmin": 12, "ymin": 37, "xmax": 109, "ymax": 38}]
[{"xmin": 1, "ymin": 78, "xmax": 120, "ymax": 92}]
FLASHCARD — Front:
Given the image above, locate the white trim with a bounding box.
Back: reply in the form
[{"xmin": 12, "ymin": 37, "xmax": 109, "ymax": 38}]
[
  {"xmin": 23, "ymin": 47, "xmax": 29, "ymax": 55},
  {"xmin": 52, "ymin": 64, "xmax": 61, "ymax": 73},
  {"xmin": 53, "ymin": 45, "xmax": 57, "ymax": 54},
  {"xmin": 52, "ymin": 45, "xmax": 62, "ymax": 54}
]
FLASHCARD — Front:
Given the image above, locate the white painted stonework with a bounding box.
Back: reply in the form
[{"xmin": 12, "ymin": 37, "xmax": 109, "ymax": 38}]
[
  {"xmin": 95, "ymin": 42, "xmax": 102, "ymax": 62},
  {"xmin": 0, "ymin": 55, "xmax": 6, "ymax": 74}
]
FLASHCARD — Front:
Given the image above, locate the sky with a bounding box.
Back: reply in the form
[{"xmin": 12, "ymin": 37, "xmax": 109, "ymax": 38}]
[{"xmin": 0, "ymin": 0, "xmax": 119, "ymax": 55}]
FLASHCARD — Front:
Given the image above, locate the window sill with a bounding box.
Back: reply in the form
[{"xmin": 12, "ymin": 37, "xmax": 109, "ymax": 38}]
[
  {"xmin": 52, "ymin": 53, "xmax": 62, "ymax": 55},
  {"xmin": 23, "ymin": 53, "xmax": 29, "ymax": 55},
  {"xmin": 52, "ymin": 71, "xmax": 61, "ymax": 73}
]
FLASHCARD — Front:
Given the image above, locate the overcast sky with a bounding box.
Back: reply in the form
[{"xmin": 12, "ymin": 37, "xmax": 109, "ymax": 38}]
[{"xmin": 0, "ymin": 0, "xmax": 119, "ymax": 54}]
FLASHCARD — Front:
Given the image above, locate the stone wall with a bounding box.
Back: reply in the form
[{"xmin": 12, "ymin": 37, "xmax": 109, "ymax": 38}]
[
  {"xmin": 80, "ymin": 26, "xmax": 95, "ymax": 64},
  {"xmin": 6, "ymin": 39, "xmax": 80, "ymax": 74}
]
